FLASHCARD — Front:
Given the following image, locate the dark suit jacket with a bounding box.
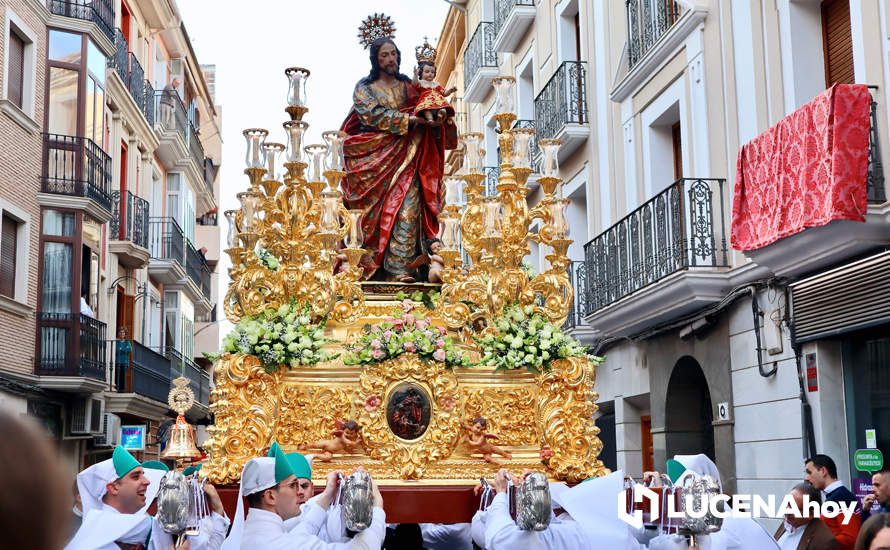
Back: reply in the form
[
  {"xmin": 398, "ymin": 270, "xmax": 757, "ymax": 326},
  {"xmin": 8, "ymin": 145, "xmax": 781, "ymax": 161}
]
[{"xmin": 773, "ymin": 518, "xmax": 841, "ymax": 549}]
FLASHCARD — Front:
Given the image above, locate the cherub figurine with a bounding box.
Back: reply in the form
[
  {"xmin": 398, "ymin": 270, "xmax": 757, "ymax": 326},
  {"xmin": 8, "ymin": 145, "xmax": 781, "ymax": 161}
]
[
  {"xmin": 406, "ymin": 238, "xmax": 446, "ymax": 283},
  {"xmin": 461, "ymin": 417, "xmax": 512, "ymax": 464},
  {"xmin": 299, "ymin": 419, "xmax": 362, "ymax": 462}
]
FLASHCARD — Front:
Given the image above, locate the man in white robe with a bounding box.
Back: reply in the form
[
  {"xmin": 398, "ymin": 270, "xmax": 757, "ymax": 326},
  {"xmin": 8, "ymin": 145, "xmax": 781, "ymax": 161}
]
[
  {"xmin": 482, "ymin": 469, "xmax": 640, "ymax": 549},
  {"xmin": 221, "ymin": 445, "xmax": 387, "ymax": 550},
  {"xmin": 65, "ymin": 446, "xmax": 229, "ymax": 550}
]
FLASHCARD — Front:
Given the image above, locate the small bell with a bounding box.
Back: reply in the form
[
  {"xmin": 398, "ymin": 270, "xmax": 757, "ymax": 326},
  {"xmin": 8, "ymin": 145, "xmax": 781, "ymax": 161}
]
[{"xmin": 163, "ymin": 415, "xmax": 201, "ymax": 460}]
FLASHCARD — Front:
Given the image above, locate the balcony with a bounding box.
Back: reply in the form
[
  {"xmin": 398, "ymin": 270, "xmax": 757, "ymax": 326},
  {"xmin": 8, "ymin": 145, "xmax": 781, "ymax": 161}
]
[
  {"xmin": 153, "ymin": 89, "xmax": 190, "ymax": 167},
  {"xmin": 40, "ymin": 133, "xmax": 113, "ymax": 222},
  {"xmin": 534, "ymin": 61, "xmax": 589, "ymax": 161},
  {"xmin": 113, "ymin": 341, "xmax": 172, "ymax": 404},
  {"xmin": 493, "ymin": 0, "xmax": 535, "ymax": 53},
  {"xmin": 109, "ymin": 191, "xmax": 150, "ymax": 268},
  {"xmin": 583, "ymin": 178, "xmax": 730, "ymax": 336},
  {"xmin": 741, "ymin": 91, "xmax": 890, "ymax": 279},
  {"xmin": 35, "ymin": 313, "xmax": 107, "ymax": 393},
  {"xmin": 563, "ymin": 261, "xmax": 596, "ymax": 342},
  {"xmin": 186, "ymin": 241, "xmax": 213, "ymax": 306},
  {"xmin": 626, "ymin": 0, "xmax": 682, "ymax": 69},
  {"xmin": 108, "ymin": 30, "xmax": 155, "ymax": 129},
  {"xmin": 148, "ymin": 217, "xmax": 186, "ymax": 285},
  {"xmin": 463, "ymin": 22, "xmax": 498, "ymax": 103},
  {"xmin": 47, "ymin": 0, "xmax": 114, "ymax": 45}
]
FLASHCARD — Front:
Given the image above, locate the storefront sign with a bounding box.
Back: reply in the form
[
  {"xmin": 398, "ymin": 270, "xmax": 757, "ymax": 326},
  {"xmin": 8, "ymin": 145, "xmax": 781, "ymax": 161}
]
[
  {"xmin": 121, "ymin": 425, "xmax": 147, "ymax": 451},
  {"xmin": 854, "ymin": 449, "xmax": 884, "ymax": 473},
  {"xmin": 805, "ymin": 353, "xmax": 818, "ymax": 392}
]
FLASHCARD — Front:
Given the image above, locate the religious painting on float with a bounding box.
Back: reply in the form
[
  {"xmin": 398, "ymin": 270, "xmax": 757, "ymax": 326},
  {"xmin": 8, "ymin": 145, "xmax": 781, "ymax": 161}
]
[{"xmin": 386, "ymin": 383, "xmax": 432, "ymax": 440}]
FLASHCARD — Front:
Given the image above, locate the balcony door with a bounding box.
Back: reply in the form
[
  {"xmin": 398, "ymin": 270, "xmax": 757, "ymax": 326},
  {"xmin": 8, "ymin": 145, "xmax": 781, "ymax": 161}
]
[{"xmin": 821, "ymin": 0, "xmax": 854, "ymax": 85}]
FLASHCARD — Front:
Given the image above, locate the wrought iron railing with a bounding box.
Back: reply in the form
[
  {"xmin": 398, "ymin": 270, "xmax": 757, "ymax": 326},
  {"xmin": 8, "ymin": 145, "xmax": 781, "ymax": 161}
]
[
  {"xmin": 148, "ymin": 217, "xmax": 185, "ymax": 265},
  {"xmin": 143, "ymin": 80, "xmax": 155, "ymax": 126},
  {"xmin": 464, "ymin": 22, "xmax": 498, "ymax": 87},
  {"xmin": 110, "ymin": 190, "xmax": 149, "ymax": 248},
  {"xmin": 483, "ymin": 166, "xmax": 500, "ymax": 197},
  {"xmin": 164, "ymin": 347, "xmax": 210, "ymax": 407},
  {"xmin": 583, "ymin": 178, "xmax": 729, "ymax": 314},
  {"xmin": 36, "ymin": 312, "xmax": 106, "ymax": 380},
  {"xmin": 534, "ymin": 61, "xmax": 588, "ymax": 140},
  {"xmin": 494, "ymin": 0, "xmax": 535, "ymax": 38},
  {"xmin": 47, "ymin": 0, "xmax": 114, "ymax": 43},
  {"xmin": 109, "ymin": 31, "xmax": 155, "ymax": 127},
  {"xmin": 187, "ymin": 121, "xmax": 205, "ymax": 175},
  {"xmin": 563, "ymin": 261, "xmax": 589, "ymax": 330},
  {"xmin": 110, "ymin": 29, "xmax": 128, "ymax": 83},
  {"xmin": 867, "ymin": 91, "xmax": 886, "ymax": 203},
  {"xmin": 154, "ymin": 89, "xmax": 189, "ymax": 145},
  {"xmin": 626, "ymin": 0, "xmax": 683, "ymax": 68},
  {"xmin": 116, "ymin": 341, "xmax": 171, "ymax": 403},
  {"xmin": 513, "ymin": 119, "xmax": 538, "ymax": 169},
  {"xmin": 185, "ymin": 241, "xmax": 212, "ymax": 301},
  {"xmin": 41, "ymin": 133, "xmax": 112, "ymax": 212}
]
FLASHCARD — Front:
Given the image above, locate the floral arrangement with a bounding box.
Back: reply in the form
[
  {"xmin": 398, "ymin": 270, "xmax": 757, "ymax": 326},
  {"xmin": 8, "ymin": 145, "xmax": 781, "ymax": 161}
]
[
  {"xmin": 343, "ymin": 300, "xmax": 470, "ymax": 368},
  {"xmin": 221, "ymin": 301, "xmax": 336, "ymax": 372},
  {"xmin": 476, "ymin": 305, "xmax": 599, "ymax": 373},
  {"xmin": 256, "ymin": 248, "xmax": 280, "ymax": 270},
  {"xmin": 394, "ymin": 289, "xmax": 440, "ymax": 310}
]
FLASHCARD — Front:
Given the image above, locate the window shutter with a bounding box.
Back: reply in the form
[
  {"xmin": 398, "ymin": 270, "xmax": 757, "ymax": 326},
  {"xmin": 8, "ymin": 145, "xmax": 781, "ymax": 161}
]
[
  {"xmin": 822, "ymin": 0, "xmax": 855, "ymax": 85},
  {"xmin": 0, "ymin": 215, "xmax": 18, "ymax": 298},
  {"xmin": 8, "ymin": 31, "xmax": 25, "ymax": 108}
]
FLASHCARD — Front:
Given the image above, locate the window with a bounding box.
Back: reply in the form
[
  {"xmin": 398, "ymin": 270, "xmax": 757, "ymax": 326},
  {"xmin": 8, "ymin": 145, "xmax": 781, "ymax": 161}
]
[
  {"xmin": 47, "ymin": 67, "xmax": 78, "ymax": 135},
  {"xmin": 0, "ymin": 214, "xmax": 18, "ymax": 297},
  {"xmin": 822, "ymin": 0, "xmax": 854, "ymax": 85},
  {"xmin": 3, "ymin": 9, "xmax": 38, "ymax": 124},
  {"xmin": 7, "ymin": 31, "xmax": 24, "ymax": 108},
  {"xmin": 48, "ymin": 30, "xmax": 81, "ymax": 63}
]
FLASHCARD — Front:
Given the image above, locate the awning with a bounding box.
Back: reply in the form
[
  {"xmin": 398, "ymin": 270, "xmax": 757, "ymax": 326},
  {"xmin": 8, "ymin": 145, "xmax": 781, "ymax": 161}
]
[{"xmin": 790, "ymin": 250, "xmax": 890, "ymax": 343}]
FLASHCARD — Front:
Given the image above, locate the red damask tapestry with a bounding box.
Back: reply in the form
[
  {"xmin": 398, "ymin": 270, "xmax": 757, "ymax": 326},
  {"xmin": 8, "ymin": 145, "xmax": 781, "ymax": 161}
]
[{"xmin": 730, "ymin": 83, "xmax": 871, "ymax": 251}]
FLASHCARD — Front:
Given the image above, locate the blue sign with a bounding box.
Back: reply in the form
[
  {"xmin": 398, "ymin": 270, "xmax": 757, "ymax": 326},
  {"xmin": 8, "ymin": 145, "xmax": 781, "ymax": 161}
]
[{"xmin": 121, "ymin": 425, "xmax": 146, "ymax": 451}]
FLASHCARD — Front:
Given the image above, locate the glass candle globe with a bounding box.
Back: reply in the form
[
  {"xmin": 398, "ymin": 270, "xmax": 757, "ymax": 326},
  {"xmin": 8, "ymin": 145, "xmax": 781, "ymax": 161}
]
[
  {"xmin": 262, "ymin": 142, "xmax": 285, "ymax": 181},
  {"xmin": 224, "ymin": 209, "xmax": 239, "ymax": 247},
  {"xmin": 548, "ymin": 199, "xmax": 570, "ymax": 239},
  {"xmin": 461, "ymin": 132, "xmax": 484, "ymax": 174},
  {"xmin": 492, "ymin": 76, "xmax": 516, "ymax": 115},
  {"xmin": 444, "ymin": 177, "xmax": 464, "ymax": 207},
  {"xmin": 285, "ymin": 67, "xmax": 309, "ymax": 107},
  {"xmin": 283, "ymin": 120, "xmax": 309, "ymax": 163},
  {"xmin": 304, "ymin": 144, "xmax": 328, "ymax": 182},
  {"xmin": 345, "ymin": 209, "xmax": 364, "ymax": 248},
  {"xmin": 243, "ymin": 128, "xmax": 268, "ymax": 170},
  {"xmin": 322, "ymin": 130, "xmax": 347, "ymax": 171},
  {"xmin": 538, "ymin": 138, "xmax": 562, "ymax": 178},
  {"xmin": 512, "ymin": 128, "xmax": 535, "ymax": 170}
]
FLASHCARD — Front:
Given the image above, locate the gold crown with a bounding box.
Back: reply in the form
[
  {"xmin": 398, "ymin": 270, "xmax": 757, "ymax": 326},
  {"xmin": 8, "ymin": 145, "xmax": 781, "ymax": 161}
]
[
  {"xmin": 415, "ymin": 39, "xmax": 437, "ymax": 65},
  {"xmin": 358, "ymin": 13, "xmax": 397, "ymax": 49}
]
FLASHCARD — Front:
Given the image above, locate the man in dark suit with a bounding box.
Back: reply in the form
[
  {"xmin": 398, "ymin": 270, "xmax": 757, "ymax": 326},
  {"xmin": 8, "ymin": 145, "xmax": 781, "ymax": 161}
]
[
  {"xmin": 774, "ymin": 482, "xmax": 840, "ymax": 549},
  {"xmin": 805, "ymin": 454, "xmax": 861, "ymax": 549}
]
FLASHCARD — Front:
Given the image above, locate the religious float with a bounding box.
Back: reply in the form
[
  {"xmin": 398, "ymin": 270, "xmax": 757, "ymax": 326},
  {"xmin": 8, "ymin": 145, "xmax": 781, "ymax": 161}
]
[{"xmin": 197, "ymin": 15, "xmax": 608, "ymax": 522}]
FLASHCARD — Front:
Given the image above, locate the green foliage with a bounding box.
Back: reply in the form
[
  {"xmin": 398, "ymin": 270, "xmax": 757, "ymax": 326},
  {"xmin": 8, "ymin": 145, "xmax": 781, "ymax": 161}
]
[
  {"xmin": 476, "ymin": 304, "xmax": 601, "ymax": 373},
  {"xmin": 343, "ymin": 301, "xmax": 469, "ymax": 368},
  {"xmin": 394, "ymin": 289, "xmax": 441, "ymax": 310},
  {"xmin": 256, "ymin": 248, "xmax": 280, "ymax": 270},
  {"xmin": 221, "ymin": 301, "xmax": 336, "ymax": 372}
]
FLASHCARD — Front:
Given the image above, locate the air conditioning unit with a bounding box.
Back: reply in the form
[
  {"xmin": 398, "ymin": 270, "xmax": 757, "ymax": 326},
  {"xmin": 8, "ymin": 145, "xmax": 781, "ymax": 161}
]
[
  {"xmin": 94, "ymin": 413, "xmax": 121, "ymax": 447},
  {"xmin": 68, "ymin": 396, "xmax": 104, "ymax": 435}
]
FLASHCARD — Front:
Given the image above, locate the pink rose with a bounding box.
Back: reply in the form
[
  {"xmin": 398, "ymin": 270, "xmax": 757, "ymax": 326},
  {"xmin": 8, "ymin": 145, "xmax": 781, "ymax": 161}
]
[
  {"xmin": 435, "ymin": 339, "xmax": 445, "ymax": 349},
  {"xmin": 382, "ymin": 330, "xmax": 393, "ymax": 340},
  {"xmin": 372, "ymin": 349, "xmax": 385, "ymax": 359},
  {"xmin": 365, "ymin": 395, "xmax": 381, "ymax": 412},
  {"xmin": 401, "ymin": 299, "xmax": 414, "ymax": 312},
  {"xmin": 540, "ymin": 446, "xmax": 554, "ymax": 461},
  {"xmin": 384, "ymin": 316, "xmax": 395, "ymax": 324},
  {"xmin": 404, "ymin": 341, "xmax": 416, "ymax": 353},
  {"xmin": 416, "ymin": 318, "xmax": 428, "ymax": 330},
  {"xmin": 433, "ymin": 349, "xmax": 446, "ymax": 362},
  {"xmin": 393, "ymin": 318, "xmax": 404, "ymax": 329},
  {"xmin": 438, "ymin": 326, "xmax": 447, "ymax": 336},
  {"xmin": 370, "ymin": 339, "xmax": 382, "ymax": 350}
]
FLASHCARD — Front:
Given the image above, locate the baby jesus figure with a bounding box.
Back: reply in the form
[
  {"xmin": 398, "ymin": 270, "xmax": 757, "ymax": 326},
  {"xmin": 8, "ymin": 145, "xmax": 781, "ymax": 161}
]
[
  {"xmin": 299, "ymin": 419, "xmax": 362, "ymax": 462},
  {"xmin": 461, "ymin": 417, "xmax": 512, "ymax": 465},
  {"xmin": 413, "ymin": 61, "xmax": 458, "ymax": 124}
]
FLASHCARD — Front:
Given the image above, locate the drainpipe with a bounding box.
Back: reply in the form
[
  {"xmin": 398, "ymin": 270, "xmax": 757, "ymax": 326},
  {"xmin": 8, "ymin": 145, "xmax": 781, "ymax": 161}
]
[
  {"xmin": 786, "ymin": 286, "xmax": 817, "ymax": 459},
  {"xmin": 751, "ymin": 291, "xmax": 777, "ymax": 377}
]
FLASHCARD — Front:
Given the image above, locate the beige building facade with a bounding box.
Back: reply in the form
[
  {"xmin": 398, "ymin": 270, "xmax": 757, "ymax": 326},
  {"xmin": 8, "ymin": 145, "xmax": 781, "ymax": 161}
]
[{"xmin": 440, "ymin": 0, "xmax": 890, "ymax": 510}]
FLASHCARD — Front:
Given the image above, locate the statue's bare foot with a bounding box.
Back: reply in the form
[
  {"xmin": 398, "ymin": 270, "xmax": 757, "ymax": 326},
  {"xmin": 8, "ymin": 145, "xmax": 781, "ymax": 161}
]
[{"xmin": 397, "ymin": 274, "xmax": 416, "ymax": 283}]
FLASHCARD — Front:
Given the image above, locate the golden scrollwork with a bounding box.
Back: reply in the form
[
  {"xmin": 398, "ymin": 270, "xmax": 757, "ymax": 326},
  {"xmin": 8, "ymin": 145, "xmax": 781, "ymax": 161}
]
[
  {"xmin": 205, "ymin": 354, "xmax": 281, "ymax": 484},
  {"xmin": 275, "ymin": 385, "xmax": 356, "ymax": 447},
  {"xmin": 538, "ymin": 356, "xmax": 608, "ymax": 483},
  {"xmin": 354, "ymin": 354, "xmax": 462, "ymax": 479},
  {"xmin": 462, "ymin": 387, "xmax": 539, "ymax": 447}
]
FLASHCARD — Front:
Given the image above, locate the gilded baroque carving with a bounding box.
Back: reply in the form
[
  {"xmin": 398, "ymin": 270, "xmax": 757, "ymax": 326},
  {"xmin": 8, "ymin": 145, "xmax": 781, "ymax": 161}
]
[{"xmin": 462, "ymin": 387, "xmax": 539, "ymax": 447}]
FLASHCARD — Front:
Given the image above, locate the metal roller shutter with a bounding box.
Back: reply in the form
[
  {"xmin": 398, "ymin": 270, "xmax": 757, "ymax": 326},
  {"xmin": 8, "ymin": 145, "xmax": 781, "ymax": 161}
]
[{"xmin": 790, "ymin": 250, "xmax": 890, "ymax": 342}]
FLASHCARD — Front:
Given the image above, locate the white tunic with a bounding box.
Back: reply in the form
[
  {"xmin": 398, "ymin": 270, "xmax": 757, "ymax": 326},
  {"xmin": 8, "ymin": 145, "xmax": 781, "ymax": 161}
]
[
  {"xmin": 239, "ymin": 503, "xmax": 386, "ymax": 550},
  {"xmin": 65, "ymin": 504, "xmax": 229, "ymax": 550},
  {"xmin": 420, "ymin": 522, "xmax": 472, "ymax": 550},
  {"xmin": 482, "ymin": 493, "xmax": 588, "ymax": 550},
  {"xmin": 470, "ymin": 510, "xmax": 488, "ymax": 548}
]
